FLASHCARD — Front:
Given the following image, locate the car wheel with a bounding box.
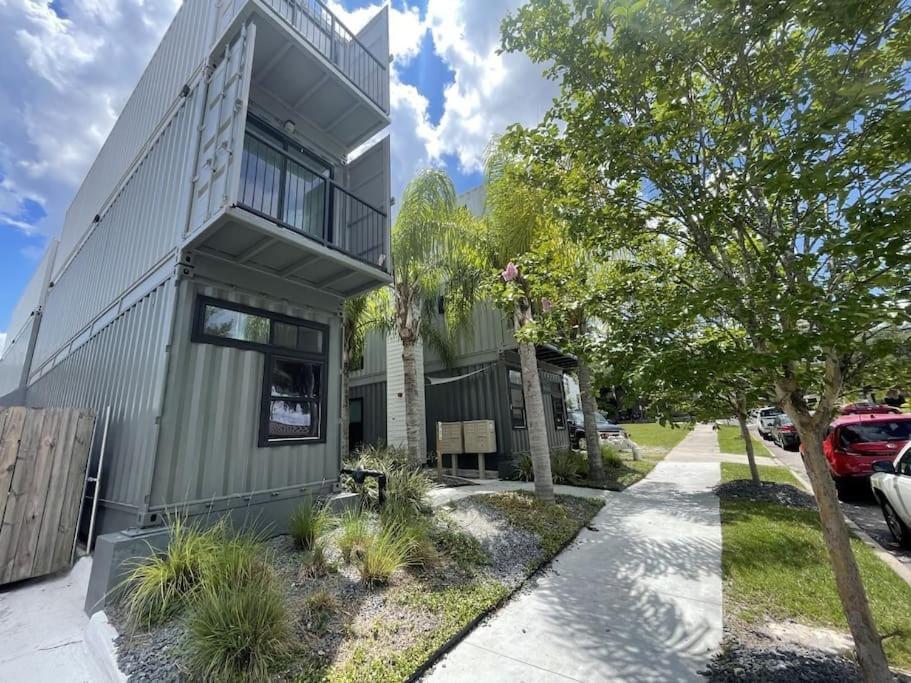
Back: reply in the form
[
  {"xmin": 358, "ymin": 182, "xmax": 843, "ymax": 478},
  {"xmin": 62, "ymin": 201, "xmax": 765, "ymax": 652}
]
[
  {"xmin": 881, "ymin": 500, "xmax": 911, "ymax": 548},
  {"xmin": 833, "ymin": 476, "xmax": 853, "ymax": 501}
]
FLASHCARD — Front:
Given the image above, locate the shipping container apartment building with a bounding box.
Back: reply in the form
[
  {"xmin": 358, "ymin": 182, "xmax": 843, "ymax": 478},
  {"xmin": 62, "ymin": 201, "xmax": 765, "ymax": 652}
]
[
  {"xmin": 0, "ymin": 0, "xmax": 392, "ymax": 537},
  {"xmin": 349, "ymin": 187, "xmax": 576, "ymax": 477}
]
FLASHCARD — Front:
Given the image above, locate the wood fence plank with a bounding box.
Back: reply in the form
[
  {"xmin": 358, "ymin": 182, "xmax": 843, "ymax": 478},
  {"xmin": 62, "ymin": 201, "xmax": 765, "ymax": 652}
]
[
  {"xmin": 32, "ymin": 410, "xmax": 79, "ymax": 577},
  {"xmin": 0, "ymin": 408, "xmax": 27, "ymax": 525},
  {"xmin": 9, "ymin": 410, "xmax": 62, "ymax": 583},
  {"xmin": 0, "ymin": 409, "xmax": 45, "ymax": 583},
  {"xmin": 50, "ymin": 411, "xmax": 95, "ymax": 572}
]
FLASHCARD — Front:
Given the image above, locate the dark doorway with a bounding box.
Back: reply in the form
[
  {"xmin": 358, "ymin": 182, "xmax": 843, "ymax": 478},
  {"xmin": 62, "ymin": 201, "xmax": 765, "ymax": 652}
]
[{"xmin": 349, "ymin": 398, "xmax": 364, "ymax": 452}]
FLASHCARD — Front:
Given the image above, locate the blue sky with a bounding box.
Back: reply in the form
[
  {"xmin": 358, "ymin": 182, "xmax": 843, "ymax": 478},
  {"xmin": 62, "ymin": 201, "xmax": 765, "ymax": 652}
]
[{"xmin": 0, "ymin": 0, "xmax": 556, "ymax": 348}]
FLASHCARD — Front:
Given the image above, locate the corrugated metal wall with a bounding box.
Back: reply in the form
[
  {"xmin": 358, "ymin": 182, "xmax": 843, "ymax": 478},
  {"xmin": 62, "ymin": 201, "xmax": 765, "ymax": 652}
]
[
  {"xmin": 25, "ymin": 280, "xmax": 173, "ymax": 510},
  {"xmin": 152, "ymin": 280, "xmax": 342, "ymax": 509},
  {"xmin": 6, "ymin": 243, "xmax": 57, "ymax": 349},
  {"xmin": 350, "ymin": 329, "xmax": 387, "ymax": 384},
  {"xmin": 423, "ymin": 303, "xmax": 513, "ymax": 371},
  {"xmin": 349, "ymin": 381, "xmax": 387, "ymax": 448},
  {"xmin": 0, "ymin": 316, "xmax": 36, "ymax": 400},
  {"xmin": 424, "ymin": 362, "xmax": 510, "ymax": 468},
  {"xmin": 32, "ymin": 88, "xmax": 201, "ymax": 372},
  {"xmin": 57, "ymin": 0, "xmax": 213, "ymax": 271},
  {"xmin": 506, "ymin": 357, "xmax": 571, "ymax": 454}
]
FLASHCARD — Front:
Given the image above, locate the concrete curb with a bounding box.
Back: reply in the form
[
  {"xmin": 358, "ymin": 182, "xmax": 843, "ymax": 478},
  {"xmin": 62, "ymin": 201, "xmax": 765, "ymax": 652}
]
[
  {"xmin": 85, "ymin": 611, "xmax": 127, "ymax": 682},
  {"xmin": 770, "ymin": 452, "xmax": 911, "ymax": 589}
]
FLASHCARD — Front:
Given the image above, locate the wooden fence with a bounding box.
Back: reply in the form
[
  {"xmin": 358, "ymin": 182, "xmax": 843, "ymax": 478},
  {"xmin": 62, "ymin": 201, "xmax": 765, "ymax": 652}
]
[{"xmin": 0, "ymin": 407, "xmax": 95, "ymax": 585}]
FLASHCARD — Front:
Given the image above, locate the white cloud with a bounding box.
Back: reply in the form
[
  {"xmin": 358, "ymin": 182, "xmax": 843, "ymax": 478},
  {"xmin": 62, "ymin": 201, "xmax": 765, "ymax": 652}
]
[{"xmin": 0, "ymin": 0, "xmax": 180, "ymax": 237}]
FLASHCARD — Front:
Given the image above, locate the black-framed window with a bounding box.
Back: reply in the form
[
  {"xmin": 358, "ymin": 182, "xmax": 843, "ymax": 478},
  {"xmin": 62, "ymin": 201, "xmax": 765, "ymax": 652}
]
[
  {"xmin": 508, "ymin": 368, "xmax": 526, "ymax": 429},
  {"xmin": 192, "ymin": 296, "xmax": 329, "ymax": 447},
  {"xmin": 552, "ymin": 395, "xmax": 567, "ymax": 431}
]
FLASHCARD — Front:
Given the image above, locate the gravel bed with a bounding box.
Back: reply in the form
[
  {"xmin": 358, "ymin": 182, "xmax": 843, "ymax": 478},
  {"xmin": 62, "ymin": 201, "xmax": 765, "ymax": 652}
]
[
  {"xmin": 446, "ymin": 497, "xmax": 542, "ymax": 588},
  {"xmin": 112, "ymin": 611, "xmax": 184, "ymax": 683},
  {"xmin": 714, "ymin": 480, "xmax": 817, "ymax": 510},
  {"xmin": 702, "ymin": 638, "xmax": 861, "ymax": 682}
]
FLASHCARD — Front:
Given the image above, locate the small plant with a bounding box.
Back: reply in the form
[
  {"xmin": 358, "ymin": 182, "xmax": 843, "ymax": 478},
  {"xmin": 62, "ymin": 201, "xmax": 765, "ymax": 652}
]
[
  {"xmin": 431, "ymin": 522, "xmax": 489, "ymax": 570},
  {"xmin": 550, "ymin": 450, "xmax": 583, "ymax": 485},
  {"xmin": 186, "ymin": 571, "xmax": 291, "ymax": 681},
  {"xmin": 514, "ymin": 452, "xmax": 534, "ymax": 482},
  {"xmin": 344, "ymin": 445, "xmax": 434, "ymax": 514},
  {"xmin": 601, "ymin": 444, "xmax": 624, "ymax": 469},
  {"xmin": 300, "ymin": 543, "xmax": 334, "ymax": 579},
  {"xmin": 290, "ymin": 498, "xmax": 334, "ymax": 551},
  {"xmin": 121, "ymin": 517, "xmax": 220, "ymax": 629},
  {"xmin": 356, "ymin": 524, "xmax": 415, "ymax": 586},
  {"xmin": 303, "ymin": 590, "xmax": 338, "ymax": 634},
  {"xmin": 337, "ymin": 508, "xmax": 371, "ymax": 563}
]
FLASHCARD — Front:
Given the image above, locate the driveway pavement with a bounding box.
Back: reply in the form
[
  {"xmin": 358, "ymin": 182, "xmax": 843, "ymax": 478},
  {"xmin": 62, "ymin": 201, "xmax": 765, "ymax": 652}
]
[{"xmin": 426, "ymin": 426, "xmax": 723, "ymax": 682}]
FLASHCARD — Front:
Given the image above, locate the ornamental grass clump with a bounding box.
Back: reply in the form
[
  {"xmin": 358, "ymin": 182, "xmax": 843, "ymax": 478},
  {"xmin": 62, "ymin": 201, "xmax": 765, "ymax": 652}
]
[
  {"xmin": 186, "ymin": 571, "xmax": 291, "ymax": 682},
  {"xmin": 289, "ymin": 498, "xmax": 334, "ymax": 551},
  {"xmin": 344, "ymin": 445, "xmax": 434, "ymax": 515},
  {"xmin": 550, "ymin": 450, "xmax": 583, "ymax": 485},
  {"xmin": 356, "ymin": 524, "xmax": 416, "ymax": 586},
  {"xmin": 337, "ymin": 508, "xmax": 371, "ymax": 563},
  {"xmin": 121, "ymin": 517, "xmax": 221, "ymax": 629}
]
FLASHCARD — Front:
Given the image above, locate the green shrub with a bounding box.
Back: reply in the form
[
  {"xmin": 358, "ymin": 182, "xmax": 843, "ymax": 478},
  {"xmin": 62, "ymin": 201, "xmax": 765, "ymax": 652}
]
[
  {"xmin": 121, "ymin": 517, "xmax": 220, "ymax": 629},
  {"xmin": 337, "ymin": 508, "xmax": 371, "ymax": 563},
  {"xmin": 514, "ymin": 452, "xmax": 534, "ymax": 482},
  {"xmin": 601, "ymin": 444, "xmax": 624, "ymax": 469},
  {"xmin": 186, "ymin": 571, "xmax": 291, "ymax": 682},
  {"xmin": 431, "ymin": 522, "xmax": 489, "ymax": 570},
  {"xmin": 303, "ymin": 590, "xmax": 337, "ymax": 634},
  {"xmin": 289, "ymin": 498, "xmax": 334, "ymax": 551},
  {"xmin": 344, "ymin": 445, "xmax": 433, "ymax": 515},
  {"xmin": 550, "ymin": 450, "xmax": 583, "ymax": 485},
  {"xmin": 356, "ymin": 524, "xmax": 415, "ymax": 586}
]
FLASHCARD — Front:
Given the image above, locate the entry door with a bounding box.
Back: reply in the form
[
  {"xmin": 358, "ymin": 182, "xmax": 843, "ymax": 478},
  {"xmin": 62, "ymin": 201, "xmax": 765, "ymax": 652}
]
[{"xmin": 349, "ymin": 398, "xmax": 365, "ymax": 452}]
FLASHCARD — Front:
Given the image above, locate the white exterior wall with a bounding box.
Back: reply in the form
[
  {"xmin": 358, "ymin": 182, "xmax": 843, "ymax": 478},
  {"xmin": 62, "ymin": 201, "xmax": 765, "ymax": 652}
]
[{"xmin": 385, "ymin": 333, "xmax": 426, "ymax": 454}]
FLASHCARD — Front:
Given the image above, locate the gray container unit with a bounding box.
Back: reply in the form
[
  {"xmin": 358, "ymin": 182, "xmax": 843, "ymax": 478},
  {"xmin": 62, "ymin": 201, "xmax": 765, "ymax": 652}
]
[{"xmin": 349, "ymin": 329, "xmax": 388, "ymax": 450}]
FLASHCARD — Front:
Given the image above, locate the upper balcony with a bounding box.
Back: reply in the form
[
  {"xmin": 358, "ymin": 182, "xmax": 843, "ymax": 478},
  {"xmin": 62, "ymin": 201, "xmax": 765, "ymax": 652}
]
[{"xmin": 215, "ymin": 0, "xmax": 390, "ymax": 154}]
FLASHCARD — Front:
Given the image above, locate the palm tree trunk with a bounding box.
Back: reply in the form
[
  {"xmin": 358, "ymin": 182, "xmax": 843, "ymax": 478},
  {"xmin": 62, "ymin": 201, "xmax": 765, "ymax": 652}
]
[
  {"xmin": 515, "ymin": 319, "xmax": 554, "ymax": 503},
  {"xmin": 735, "ymin": 397, "xmax": 760, "ymax": 486},
  {"xmin": 401, "ymin": 337, "xmax": 424, "ymax": 466},
  {"xmin": 578, "ymin": 361, "xmax": 605, "ymax": 484}
]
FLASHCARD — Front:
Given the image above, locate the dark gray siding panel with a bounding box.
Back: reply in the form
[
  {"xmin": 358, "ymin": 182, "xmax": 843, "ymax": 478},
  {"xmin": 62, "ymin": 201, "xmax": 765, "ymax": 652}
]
[
  {"xmin": 349, "ymin": 381, "xmax": 386, "ymax": 448},
  {"xmin": 502, "ymin": 355, "xmax": 569, "ymax": 456},
  {"xmin": 424, "ymin": 362, "xmax": 511, "ymax": 469},
  {"xmin": 25, "ymin": 279, "xmax": 173, "ymax": 510}
]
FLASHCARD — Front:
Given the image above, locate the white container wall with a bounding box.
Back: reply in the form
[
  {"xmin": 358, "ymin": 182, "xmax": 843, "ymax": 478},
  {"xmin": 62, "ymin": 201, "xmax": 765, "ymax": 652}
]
[
  {"xmin": 56, "ymin": 0, "xmax": 214, "ymax": 273},
  {"xmin": 6, "ymin": 241, "xmax": 57, "ymax": 348},
  {"xmin": 0, "ymin": 316, "xmax": 36, "ymax": 400},
  {"xmin": 32, "ymin": 87, "xmax": 201, "ymax": 372}
]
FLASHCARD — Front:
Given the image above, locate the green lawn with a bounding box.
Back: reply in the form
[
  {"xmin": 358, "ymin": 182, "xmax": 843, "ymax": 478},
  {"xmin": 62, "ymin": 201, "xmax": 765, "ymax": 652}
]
[
  {"xmin": 721, "ymin": 498, "xmax": 911, "ymax": 668},
  {"xmin": 716, "ymin": 425, "xmax": 773, "ymax": 458},
  {"xmin": 721, "ymin": 462, "xmax": 803, "ymax": 487},
  {"xmin": 621, "ymin": 422, "xmax": 692, "ymax": 453}
]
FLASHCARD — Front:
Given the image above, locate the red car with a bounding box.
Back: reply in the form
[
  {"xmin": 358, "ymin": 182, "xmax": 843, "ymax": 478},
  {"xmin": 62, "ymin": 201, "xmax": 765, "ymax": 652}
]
[
  {"xmin": 821, "ymin": 414, "xmax": 911, "ymax": 496},
  {"xmin": 839, "ymin": 402, "xmax": 903, "ymax": 416}
]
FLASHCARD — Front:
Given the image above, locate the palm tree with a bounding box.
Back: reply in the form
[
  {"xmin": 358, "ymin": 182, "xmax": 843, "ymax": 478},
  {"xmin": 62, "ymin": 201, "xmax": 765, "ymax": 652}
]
[
  {"xmin": 386, "ymin": 169, "xmax": 482, "ymax": 465},
  {"xmin": 482, "ymin": 141, "xmax": 557, "ymax": 503}
]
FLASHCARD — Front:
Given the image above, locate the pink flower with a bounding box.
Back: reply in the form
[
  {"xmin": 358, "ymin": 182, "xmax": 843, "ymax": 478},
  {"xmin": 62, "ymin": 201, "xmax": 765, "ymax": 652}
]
[
  {"xmin": 501, "ymin": 262, "xmax": 519, "ymax": 282},
  {"xmin": 541, "ymin": 298, "xmax": 553, "ymax": 313}
]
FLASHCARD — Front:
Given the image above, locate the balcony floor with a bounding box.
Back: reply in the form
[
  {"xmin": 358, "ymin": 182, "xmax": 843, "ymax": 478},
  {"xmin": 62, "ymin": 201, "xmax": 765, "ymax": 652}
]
[{"xmin": 185, "ymin": 207, "xmax": 391, "ymax": 298}]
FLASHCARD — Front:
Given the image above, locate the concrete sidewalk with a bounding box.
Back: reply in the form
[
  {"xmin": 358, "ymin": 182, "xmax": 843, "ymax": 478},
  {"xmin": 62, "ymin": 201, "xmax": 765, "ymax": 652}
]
[{"xmin": 425, "ymin": 428, "xmax": 723, "ymax": 682}]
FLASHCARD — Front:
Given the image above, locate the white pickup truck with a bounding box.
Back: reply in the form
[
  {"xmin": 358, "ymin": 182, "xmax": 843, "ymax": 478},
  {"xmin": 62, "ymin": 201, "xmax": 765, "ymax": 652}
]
[
  {"xmin": 754, "ymin": 407, "xmax": 783, "ymax": 439},
  {"xmin": 870, "ymin": 442, "xmax": 911, "ymax": 547}
]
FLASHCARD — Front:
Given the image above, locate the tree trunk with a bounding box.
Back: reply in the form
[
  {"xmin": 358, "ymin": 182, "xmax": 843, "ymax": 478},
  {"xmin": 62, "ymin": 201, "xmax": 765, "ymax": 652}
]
[
  {"xmin": 518, "ymin": 339, "xmax": 555, "ymax": 503},
  {"xmin": 578, "ymin": 361, "xmax": 605, "ymax": 484},
  {"xmin": 341, "ymin": 353, "xmax": 351, "ymax": 463},
  {"xmin": 401, "ymin": 337, "xmax": 424, "ymax": 466},
  {"xmin": 735, "ymin": 398, "xmax": 760, "ymax": 486}
]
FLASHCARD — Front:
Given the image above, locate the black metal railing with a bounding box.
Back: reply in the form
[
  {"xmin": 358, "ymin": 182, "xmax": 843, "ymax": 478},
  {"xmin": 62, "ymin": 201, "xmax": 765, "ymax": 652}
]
[
  {"xmin": 238, "ymin": 132, "xmax": 388, "ymax": 273},
  {"xmin": 262, "ymin": 0, "xmax": 389, "ymax": 113}
]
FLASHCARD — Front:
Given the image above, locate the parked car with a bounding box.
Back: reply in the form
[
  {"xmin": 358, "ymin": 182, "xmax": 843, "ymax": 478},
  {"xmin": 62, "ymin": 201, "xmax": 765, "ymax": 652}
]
[
  {"xmin": 755, "ymin": 407, "xmax": 784, "ymax": 439},
  {"xmin": 870, "ymin": 442, "xmax": 911, "ymax": 547},
  {"xmin": 819, "ymin": 413, "xmax": 911, "ymax": 497},
  {"xmin": 567, "ymin": 410, "xmax": 626, "ymax": 450},
  {"xmin": 770, "ymin": 415, "xmax": 800, "ymax": 450},
  {"xmin": 840, "ymin": 402, "xmax": 902, "ymax": 416}
]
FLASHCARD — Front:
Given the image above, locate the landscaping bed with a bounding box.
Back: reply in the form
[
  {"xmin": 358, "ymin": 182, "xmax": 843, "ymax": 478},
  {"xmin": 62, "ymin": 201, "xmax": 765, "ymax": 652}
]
[
  {"xmin": 711, "ymin": 461, "xmax": 911, "ymax": 676},
  {"xmin": 110, "ymin": 452, "xmax": 604, "ymax": 682},
  {"xmin": 515, "ymin": 445, "xmax": 664, "ymax": 491}
]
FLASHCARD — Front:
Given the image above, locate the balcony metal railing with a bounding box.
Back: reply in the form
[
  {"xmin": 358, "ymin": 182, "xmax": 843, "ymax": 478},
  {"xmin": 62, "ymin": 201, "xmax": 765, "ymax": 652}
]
[
  {"xmin": 261, "ymin": 0, "xmax": 389, "ymax": 113},
  {"xmin": 238, "ymin": 131, "xmax": 389, "ymax": 273}
]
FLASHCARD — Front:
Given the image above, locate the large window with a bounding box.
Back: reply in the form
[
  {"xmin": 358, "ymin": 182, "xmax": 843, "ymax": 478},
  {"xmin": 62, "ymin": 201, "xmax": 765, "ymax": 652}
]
[
  {"xmin": 193, "ymin": 296, "xmax": 329, "ymax": 446},
  {"xmin": 508, "ymin": 369, "xmax": 526, "ymax": 429}
]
